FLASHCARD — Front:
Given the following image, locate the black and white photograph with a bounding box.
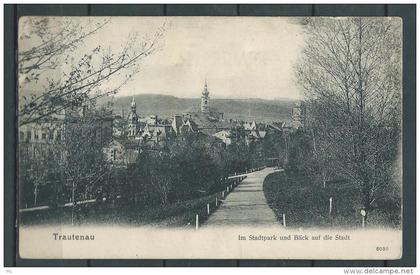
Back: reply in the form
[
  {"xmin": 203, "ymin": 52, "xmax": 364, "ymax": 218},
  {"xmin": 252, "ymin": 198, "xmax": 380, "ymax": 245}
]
[{"xmin": 17, "ymin": 16, "xmax": 403, "ymax": 259}]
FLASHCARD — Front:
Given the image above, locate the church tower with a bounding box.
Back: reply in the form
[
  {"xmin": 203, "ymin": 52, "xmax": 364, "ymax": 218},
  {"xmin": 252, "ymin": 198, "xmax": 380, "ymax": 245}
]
[
  {"xmin": 127, "ymin": 97, "xmax": 139, "ymax": 137},
  {"xmin": 201, "ymin": 80, "xmax": 210, "ymax": 114}
]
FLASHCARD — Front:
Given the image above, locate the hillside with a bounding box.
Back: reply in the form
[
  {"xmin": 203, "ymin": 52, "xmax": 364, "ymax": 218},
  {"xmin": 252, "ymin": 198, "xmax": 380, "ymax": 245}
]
[{"xmin": 102, "ymin": 94, "xmax": 296, "ymax": 123}]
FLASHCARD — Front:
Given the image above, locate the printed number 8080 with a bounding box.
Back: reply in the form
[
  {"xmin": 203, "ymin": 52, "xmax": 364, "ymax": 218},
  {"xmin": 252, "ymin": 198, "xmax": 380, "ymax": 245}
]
[{"xmin": 376, "ymin": 246, "xmax": 389, "ymax": 251}]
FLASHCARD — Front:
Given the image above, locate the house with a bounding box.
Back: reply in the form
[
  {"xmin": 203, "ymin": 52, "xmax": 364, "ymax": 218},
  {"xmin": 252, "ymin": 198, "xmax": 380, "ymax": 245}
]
[
  {"xmin": 181, "ymin": 118, "xmax": 199, "ymax": 133},
  {"xmin": 245, "ymin": 130, "xmax": 266, "ymax": 146},
  {"xmin": 244, "ymin": 121, "xmax": 257, "ymax": 131},
  {"xmin": 103, "ymin": 138, "xmax": 140, "ymax": 167},
  {"xmin": 266, "ymin": 121, "xmax": 293, "ymax": 134},
  {"xmin": 171, "ymin": 115, "xmax": 199, "ymax": 135},
  {"xmin": 213, "ymin": 130, "xmax": 233, "ymax": 146},
  {"xmin": 18, "ymin": 106, "xmax": 113, "ymax": 164},
  {"xmin": 292, "ymin": 101, "xmax": 306, "ymax": 129},
  {"xmin": 140, "ymin": 115, "xmax": 159, "ymax": 125},
  {"xmin": 141, "ymin": 124, "xmax": 175, "ymax": 145},
  {"xmin": 171, "ymin": 115, "xmax": 184, "ymax": 135}
]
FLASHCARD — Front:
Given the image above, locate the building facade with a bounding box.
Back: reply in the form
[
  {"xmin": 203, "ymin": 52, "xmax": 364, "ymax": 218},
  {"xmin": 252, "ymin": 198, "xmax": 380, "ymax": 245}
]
[{"xmin": 292, "ymin": 101, "xmax": 306, "ymax": 129}]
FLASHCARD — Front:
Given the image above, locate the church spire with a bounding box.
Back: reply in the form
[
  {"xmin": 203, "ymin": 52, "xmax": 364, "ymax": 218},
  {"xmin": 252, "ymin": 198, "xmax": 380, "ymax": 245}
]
[
  {"xmin": 131, "ymin": 96, "xmax": 136, "ymax": 110},
  {"xmin": 128, "ymin": 96, "xmax": 139, "ymax": 138},
  {"xmin": 129, "ymin": 97, "xmax": 138, "ymax": 120},
  {"xmin": 202, "ymin": 79, "xmax": 209, "ymax": 96},
  {"xmin": 201, "ymin": 79, "xmax": 210, "ymax": 114}
]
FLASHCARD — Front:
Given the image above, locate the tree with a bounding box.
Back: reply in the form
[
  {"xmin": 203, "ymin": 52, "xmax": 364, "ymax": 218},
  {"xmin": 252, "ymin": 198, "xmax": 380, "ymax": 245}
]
[
  {"xmin": 54, "ymin": 106, "xmax": 114, "ymax": 224},
  {"xmin": 18, "ymin": 17, "xmax": 165, "ymax": 126},
  {"xmin": 286, "ymin": 129, "xmax": 313, "ymax": 176},
  {"xmin": 18, "ymin": 139, "xmax": 63, "ymax": 208},
  {"xmin": 167, "ymin": 133, "xmax": 221, "ymax": 198},
  {"xmin": 296, "ymin": 17, "xmax": 402, "ymax": 221}
]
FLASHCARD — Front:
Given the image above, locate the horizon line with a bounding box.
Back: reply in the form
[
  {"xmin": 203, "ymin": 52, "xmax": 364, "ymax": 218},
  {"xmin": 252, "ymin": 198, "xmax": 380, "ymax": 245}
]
[{"xmin": 113, "ymin": 93, "xmax": 301, "ymax": 101}]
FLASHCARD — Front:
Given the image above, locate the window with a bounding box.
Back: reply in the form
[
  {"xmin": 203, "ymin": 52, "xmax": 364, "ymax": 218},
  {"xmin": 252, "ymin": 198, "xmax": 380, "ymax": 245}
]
[
  {"xmin": 42, "ymin": 133, "xmax": 47, "ymax": 140},
  {"xmin": 20, "ymin": 131, "xmax": 24, "ymax": 140},
  {"xmin": 34, "ymin": 131, "xmax": 39, "ymax": 140}
]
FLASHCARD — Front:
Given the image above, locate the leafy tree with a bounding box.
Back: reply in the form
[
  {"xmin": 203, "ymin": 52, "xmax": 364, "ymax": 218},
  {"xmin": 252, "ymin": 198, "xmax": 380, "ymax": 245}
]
[
  {"xmin": 18, "ymin": 141, "xmax": 63, "ymax": 208},
  {"xmin": 286, "ymin": 129, "xmax": 313, "ymax": 176}
]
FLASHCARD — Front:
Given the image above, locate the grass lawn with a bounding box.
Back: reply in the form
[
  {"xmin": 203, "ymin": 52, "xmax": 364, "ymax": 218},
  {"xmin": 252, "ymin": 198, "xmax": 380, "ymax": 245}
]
[
  {"xmin": 263, "ymin": 171, "xmax": 401, "ymax": 229},
  {"xmin": 20, "ymin": 191, "xmax": 224, "ymax": 228}
]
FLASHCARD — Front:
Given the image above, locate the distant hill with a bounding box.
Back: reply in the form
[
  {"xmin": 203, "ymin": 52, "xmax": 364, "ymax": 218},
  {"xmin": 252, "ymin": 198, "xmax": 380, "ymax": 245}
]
[{"xmin": 101, "ymin": 94, "xmax": 297, "ymax": 123}]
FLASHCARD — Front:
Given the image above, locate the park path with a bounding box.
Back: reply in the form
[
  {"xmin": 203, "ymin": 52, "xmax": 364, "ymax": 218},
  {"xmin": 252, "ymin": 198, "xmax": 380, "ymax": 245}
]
[{"xmin": 204, "ymin": 167, "xmax": 282, "ymax": 227}]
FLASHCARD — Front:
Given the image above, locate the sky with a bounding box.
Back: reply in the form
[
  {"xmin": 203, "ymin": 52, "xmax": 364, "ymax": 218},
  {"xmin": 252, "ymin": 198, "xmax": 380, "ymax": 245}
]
[
  {"xmin": 20, "ymin": 17, "xmax": 306, "ymax": 100},
  {"xmin": 101, "ymin": 17, "xmax": 305, "ymax": 100}
]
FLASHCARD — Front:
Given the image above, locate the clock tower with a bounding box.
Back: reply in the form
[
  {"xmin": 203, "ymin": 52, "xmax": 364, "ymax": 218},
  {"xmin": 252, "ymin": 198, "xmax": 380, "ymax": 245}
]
[{"xmin": 201, "ymin": 80, "xmax": 210, "ymax": 114}]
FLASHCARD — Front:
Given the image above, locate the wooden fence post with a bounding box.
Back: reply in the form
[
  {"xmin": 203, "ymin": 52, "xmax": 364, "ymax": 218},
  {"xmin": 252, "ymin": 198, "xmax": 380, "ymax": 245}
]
[
  {"xmin": 207, "ymin": 203, "xmax": 210, "ymax": 215},
  {"xmin": 215, "ymin": 197, "xmax": 218, "ymax": 207},
  {"xmin": 195, "ymin": 214, "xmax": 199, "ymax": 230},
  {"xmin": 282, "ymin": 213, "xmax": 286, "ymax": 227},
  {"xmin": 329, "ymin": 197, "xmax": 333, "ymax": 215},
  {"xmin": 361, "ymin": 209, "xmax": 366, "ymax": 228}
]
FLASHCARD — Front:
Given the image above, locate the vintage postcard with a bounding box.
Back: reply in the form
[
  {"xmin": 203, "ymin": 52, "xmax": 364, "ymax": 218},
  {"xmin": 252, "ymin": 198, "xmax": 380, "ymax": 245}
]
[{"xmin": 17, "ymin": 16, "xmax": 402, "ymax": 259}]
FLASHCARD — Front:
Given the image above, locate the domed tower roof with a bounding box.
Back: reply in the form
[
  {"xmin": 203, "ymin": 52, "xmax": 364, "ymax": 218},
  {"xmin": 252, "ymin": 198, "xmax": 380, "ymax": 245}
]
[
  {"xmin": 131, "ymin": 97, "xmax": 136, "ymax": 108},
  {"xmin": 202, "ymin": 79, "xmax": 209, "ymax": 96},
  {"xmin": 128, "ymin": 97, "xmax": 138, "ymax": 123}
]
